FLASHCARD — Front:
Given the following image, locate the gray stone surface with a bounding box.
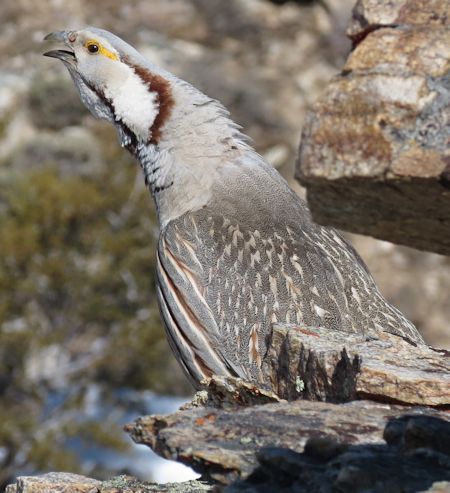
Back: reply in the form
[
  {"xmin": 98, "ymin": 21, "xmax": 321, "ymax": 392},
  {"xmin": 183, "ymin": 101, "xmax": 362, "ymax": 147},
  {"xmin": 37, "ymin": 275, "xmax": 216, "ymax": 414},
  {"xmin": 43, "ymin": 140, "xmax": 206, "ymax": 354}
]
[
  {"xmin": 7, "ymin": 408, "xmax": 450, "ymax": 492},
  {"xmin": 263, "ymin": 324, "xmax": 450, "ymax": 405},
  {"xmin": 126, "ymin": 397, "xmax": 449, "ymax": 485},
  {"xmin": 226, "ymin": 415, "xmax": 450, "ymax": 492},
  {"xmin": 125, "ymin": 322, "xmax": 450, "ymax": 485},
  {"xmin": 5, "ymin": 473, "xmax": 101, "ymax": 493},
  {"xmin": 297, "ymin": 0, "xmax": 450, "ymax": 256},
  {"xmin": 6, "ymin": 474, "xmax": 212, "ymax": 493}
]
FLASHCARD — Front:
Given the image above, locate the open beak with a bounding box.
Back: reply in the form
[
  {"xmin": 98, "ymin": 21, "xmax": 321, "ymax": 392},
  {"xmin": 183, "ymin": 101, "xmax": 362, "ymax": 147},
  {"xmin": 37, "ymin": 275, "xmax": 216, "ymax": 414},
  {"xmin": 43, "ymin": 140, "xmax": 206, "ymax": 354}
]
[{"xmin": 43, "ymin": 31, "xmax": 76, "ymax": 64}]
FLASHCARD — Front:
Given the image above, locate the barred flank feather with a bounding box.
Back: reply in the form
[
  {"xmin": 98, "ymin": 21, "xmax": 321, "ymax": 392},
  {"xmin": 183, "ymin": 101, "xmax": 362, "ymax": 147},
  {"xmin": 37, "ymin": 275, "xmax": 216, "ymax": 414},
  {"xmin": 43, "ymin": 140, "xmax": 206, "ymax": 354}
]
[{"xmin": 159, "ymin": 207, "xmax": 424, "ymax": 386}]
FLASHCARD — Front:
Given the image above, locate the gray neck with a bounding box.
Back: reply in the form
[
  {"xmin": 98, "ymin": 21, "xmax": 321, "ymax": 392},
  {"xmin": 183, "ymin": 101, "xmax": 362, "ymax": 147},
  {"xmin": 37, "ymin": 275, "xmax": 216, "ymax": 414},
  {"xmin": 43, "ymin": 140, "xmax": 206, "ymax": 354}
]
[{"xmin": 132, "ymin": 79, "xmax": 253, "ymax": 229}]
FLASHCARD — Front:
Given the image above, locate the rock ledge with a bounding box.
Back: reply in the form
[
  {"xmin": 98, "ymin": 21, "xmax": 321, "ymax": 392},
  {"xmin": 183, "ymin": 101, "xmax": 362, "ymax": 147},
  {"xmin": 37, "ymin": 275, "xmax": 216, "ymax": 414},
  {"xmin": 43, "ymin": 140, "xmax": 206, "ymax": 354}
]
[{"xmin": 297, "ymin": 0, "xmax": 450, "ymax": 255}]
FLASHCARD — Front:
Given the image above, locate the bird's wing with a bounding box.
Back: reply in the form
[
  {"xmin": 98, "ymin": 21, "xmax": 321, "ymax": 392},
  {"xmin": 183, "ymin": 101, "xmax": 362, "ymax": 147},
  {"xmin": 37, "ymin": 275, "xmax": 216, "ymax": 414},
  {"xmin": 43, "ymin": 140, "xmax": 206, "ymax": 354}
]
[
  {"xmin": 158, "ymin": 162, "xmax": 423, "ymax": 385},
  {"xmin": 158, "ymin": 206, "xmax": 358, "ymax": 384},
  {"xmin": 157, "ymin": 220, "xmax": 247, "ymax": 386},
  {"xmin": 210, "ymin": 153, "xmax": 423, "ymax": 346}
]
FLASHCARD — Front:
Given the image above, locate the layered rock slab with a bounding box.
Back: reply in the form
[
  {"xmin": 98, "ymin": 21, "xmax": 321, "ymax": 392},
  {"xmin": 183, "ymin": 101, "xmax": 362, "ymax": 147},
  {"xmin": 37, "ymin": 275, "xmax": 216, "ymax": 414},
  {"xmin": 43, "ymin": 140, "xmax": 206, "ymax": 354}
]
[
  {"xmin": 126, "ymin": 398, "xmax": 449, "ymax": 485},
  {"xmin": 263, "ymin": 325, "xmax": 450, "ymax": 405},
  {"xmin": 126, "ymin": 321, "xmax": 450, "ymax": 485}
]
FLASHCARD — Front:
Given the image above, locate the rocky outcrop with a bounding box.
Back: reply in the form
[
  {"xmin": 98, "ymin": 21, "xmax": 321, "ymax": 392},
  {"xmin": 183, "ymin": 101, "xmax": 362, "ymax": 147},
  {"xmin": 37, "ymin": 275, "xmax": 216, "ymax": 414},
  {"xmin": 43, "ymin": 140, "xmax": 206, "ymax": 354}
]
[
  {"xmin": 263, "ymin": 325, "xmax": 450, "ymax": 406},
  {"xmin": 5, "ymin": 473, "xmax": 211, "ymax": 493},
  {"xmin": 126, "ymin": 396, "xmax": 450, "ymax": 486},
  {"xmin": 177, "ymin": 325, "xmax": 450, "ymax": 408},
  {"xmin": 124, "ymin": 322, "xmax": 449, "ymax": 486},
  {"xmin": 297, "ymin": 0, "xmax": 450, "ymax": 256},
  {"xmin": 8, "ymin": 405, "xmax": 450, "ymax": 493},
  {"xmin": 8, "ymin": 320, "xmax": 449, "ymax": 492},
  {"xmin": 226, "ymin": 415, "xmax": 450, "ymax": 492},
  {"xmin": 6, "ymin": 321, "xmax": 450, "ymax": 492}
]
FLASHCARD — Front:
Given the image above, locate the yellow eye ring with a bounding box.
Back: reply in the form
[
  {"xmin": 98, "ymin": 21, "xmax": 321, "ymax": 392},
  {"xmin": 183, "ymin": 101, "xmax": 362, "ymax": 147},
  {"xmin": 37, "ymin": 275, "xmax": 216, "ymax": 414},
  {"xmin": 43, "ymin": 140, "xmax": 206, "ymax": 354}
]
[
  {"xmin": 86, "ymin": 42, "xmax": 99, "ymax": 54},
  {"xmin": 83, "ymin": 40, "xmax": 119, "ymax": 61}
]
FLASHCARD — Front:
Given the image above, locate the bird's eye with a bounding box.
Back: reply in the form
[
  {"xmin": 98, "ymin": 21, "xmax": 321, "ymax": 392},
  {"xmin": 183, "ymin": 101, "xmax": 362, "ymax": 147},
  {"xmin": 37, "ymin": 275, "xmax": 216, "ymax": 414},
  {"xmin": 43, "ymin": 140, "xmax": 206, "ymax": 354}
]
[
  {"xmin": 87, "ymin": 43, "xmax": 99, "ymax": 54},
  {"xmin": 83, "ymin": 39, "xmax": 119, "ymax": 61}
]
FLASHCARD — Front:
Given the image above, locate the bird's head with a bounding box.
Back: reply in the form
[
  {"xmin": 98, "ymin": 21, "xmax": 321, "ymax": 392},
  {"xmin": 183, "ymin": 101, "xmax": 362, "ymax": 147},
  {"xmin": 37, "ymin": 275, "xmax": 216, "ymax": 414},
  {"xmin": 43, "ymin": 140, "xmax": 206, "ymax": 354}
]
[
  {"xmin": 44, "ymin": 27, "xmax": 174, "ymax": 147},
  {"xmin": 43, "ymin": 27, "xmax": 253, "ymax": 226}
]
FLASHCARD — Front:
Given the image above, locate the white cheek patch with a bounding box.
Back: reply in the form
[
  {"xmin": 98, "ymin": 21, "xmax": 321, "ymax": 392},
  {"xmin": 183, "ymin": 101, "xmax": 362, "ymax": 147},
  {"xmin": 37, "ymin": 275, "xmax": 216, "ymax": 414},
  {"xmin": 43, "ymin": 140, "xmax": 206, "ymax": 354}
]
[{"xmin": 104, "ymin": 66, "xmax": 159, "ymax": 143}]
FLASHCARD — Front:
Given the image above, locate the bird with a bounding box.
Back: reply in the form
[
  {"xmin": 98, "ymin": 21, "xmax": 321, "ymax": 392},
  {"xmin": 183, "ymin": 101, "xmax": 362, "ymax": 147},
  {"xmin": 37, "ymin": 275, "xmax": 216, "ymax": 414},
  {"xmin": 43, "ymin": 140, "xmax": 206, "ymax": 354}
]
[{"xmin": 43, "ymin": 27, "xmax": 424, "ymax": 388}]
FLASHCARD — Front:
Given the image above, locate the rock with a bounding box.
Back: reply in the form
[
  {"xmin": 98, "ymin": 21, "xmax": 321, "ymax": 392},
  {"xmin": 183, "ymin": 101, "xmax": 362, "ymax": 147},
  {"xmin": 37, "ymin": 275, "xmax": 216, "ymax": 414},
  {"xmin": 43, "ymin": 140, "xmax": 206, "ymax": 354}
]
[
  {"xmin": 348, "ymin": 0, "xmax": 450, "ymax": 42},
  {"xmin": 8, "ymin": 406, "xmax": 450, "ymax": 492},
  {"xmin": 126, "ymin": 321, "xmax": 450, "ymax": 485},
  {"xmin": 263, "ymin": 324, "xmax": 450, "ymax": 405},
  {"xmin": 384, "ymin": 415, "xmax": 450, "ymax": 455},
  {"xmin": 225, "ymin": 417, "xmax": 450, "ymax": 492},
  {"xmin": 297, "ymin": 0, "xmax": 450, "ymax": 256},
  {"xmin": 5, "ymin": 472, "xmax": 101, "ymax": 493},
  {"xmin": 196, "ymin": 375, "xmax": 283, "ymax": 409},
  {"xmin": 189, "ymin": 324, "xmax": 450, "ymax": 407},
  {"xmin": 126, "ymin": 397, "xmax": 450, "ymax": 486},
  {"xmin": 6, "ymin": 473, "xmax": 211, "ymax": 493},
  {"xmin": 424, "ymin": 483, "xmax": 450, "ymax": 493}
]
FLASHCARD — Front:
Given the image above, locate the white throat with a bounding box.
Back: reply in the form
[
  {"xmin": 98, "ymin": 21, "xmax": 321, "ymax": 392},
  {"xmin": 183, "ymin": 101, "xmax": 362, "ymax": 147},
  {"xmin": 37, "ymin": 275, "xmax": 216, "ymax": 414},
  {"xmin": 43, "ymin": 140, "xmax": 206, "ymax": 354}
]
[{"xmin": 103, "ymin": 65, "xmax": 159, "ymax": 142}]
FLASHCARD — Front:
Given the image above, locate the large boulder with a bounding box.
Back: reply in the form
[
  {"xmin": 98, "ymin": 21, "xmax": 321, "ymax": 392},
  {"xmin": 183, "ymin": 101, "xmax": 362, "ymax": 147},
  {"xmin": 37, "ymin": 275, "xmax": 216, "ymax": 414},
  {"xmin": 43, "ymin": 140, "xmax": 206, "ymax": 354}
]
[{"xmin": 297, "ymin": 0, "xmax": 450, "ymax": 256}]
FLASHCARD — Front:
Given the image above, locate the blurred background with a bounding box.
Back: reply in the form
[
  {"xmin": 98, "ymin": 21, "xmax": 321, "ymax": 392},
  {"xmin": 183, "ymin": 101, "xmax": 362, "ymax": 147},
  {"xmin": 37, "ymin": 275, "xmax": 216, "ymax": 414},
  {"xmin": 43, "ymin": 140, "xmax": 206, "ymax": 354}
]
[{"xmin": 1, "ymin": 0, "xmax": 449, "ymax": 488}]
